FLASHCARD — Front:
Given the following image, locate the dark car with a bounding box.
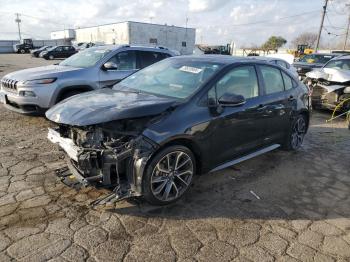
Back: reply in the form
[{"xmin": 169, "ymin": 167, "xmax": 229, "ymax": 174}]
[
  {"xmin": 46, "ymin": 56, "xmax": 310, "ymax": 205},
  {"xmin": 30, "ymin": 46, "xmax": 52, "ymax": 57},
  {"xmin": 41, "ymin": 46, "xmax": 77, "ymax": 60},
  {"xmin": 293, "ymin": 53, "xmax": 340, "ymax": 80}
]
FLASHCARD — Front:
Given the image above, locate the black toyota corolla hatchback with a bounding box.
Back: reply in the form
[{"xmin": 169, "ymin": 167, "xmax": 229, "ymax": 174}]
[{"xmin": 46, "ymin": 55, "xmax": 310, "ymax": 205}]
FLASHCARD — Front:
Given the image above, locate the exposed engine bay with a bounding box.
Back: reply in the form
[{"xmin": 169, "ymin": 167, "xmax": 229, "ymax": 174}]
[
  {"xmin": 305, "ymin": 68, "xmax": 350, "ymax": 111},
  {"xmin": 49, "ymin": 117, "xmax": 159, "ymax": 204}
]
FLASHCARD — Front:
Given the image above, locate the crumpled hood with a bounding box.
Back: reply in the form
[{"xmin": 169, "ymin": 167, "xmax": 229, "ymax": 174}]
[
  {"xmin": 46, "ymin": 88, "xmax": 177, "ymax": 126},
  {"xmin": 306, "ymin": 68, "xmax": 350, "ymax": 83},
  {"xmin": 4, "ymin": 65, "xmax": 83, "ymax": 81}
]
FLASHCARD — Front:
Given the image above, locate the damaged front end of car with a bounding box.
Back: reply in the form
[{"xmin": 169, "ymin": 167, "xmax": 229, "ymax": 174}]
[
  {"xmin": 48, "ymin": 117, "xmax": 159, "ymax": 203},
  {"xmin": 305, "ymin": 69, "xmax": 350, "ymax": 111}
]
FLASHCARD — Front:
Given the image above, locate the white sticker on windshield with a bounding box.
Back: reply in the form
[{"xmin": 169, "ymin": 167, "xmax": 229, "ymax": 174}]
[
  {"xmin": 169, "ymin": 84, "xmax": 183, "ymax": 90},
  {"xmin": 179, "ymin": 66, "xmax": 203, "ymax": 74},
  {"xmin": 95, "ymin": 50, "xmax": 108, "ymax": 53}
]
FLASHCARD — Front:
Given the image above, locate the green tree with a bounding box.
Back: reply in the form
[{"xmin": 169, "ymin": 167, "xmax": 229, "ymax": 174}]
[{"xmin": 262, "ymin": 36, "xmax": 287, "ymax": 50}]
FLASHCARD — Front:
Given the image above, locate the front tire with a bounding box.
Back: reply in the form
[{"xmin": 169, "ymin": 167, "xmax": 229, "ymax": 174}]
[
  {"xmin": 57, "ymin": 90, "xmax": 83, "ymax": 103},
  {"xmin": 49, "ymin": 55, "xmax": 54, "ymax": 60},
  {"xmin": 20, "ymin": 49, "xmax": 26, "ymax": 54},
  {"xmin": 142, "ymin": 145, "xmax": 196, "ymax": 205},
  {"xmin": 283, "ymin": 114, "xmax": 307, "ymax": 151}
]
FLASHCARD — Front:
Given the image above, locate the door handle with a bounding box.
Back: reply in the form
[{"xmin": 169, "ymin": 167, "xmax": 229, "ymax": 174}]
[
  {"xmin": 257, "ymin": 104, "xmax": 267, "ymax": 111},
  {"xmin": 288, "ymin": 95, "xmax": 296, "ymax": 101}
]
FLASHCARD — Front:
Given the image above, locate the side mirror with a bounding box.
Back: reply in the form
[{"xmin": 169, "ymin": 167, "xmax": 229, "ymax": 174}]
[
  {"xmin": 103, "ymin": 62, "xmax": 118, "ymax": 70},
  {"xmin": 218, "ymin": 93, "xmax": 246, "ymax": 107}
]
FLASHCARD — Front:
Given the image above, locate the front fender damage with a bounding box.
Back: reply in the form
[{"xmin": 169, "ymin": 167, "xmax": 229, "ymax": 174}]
[{"xmin": 51, "ymin": 118, "xmax": 159, "ymax": 205}]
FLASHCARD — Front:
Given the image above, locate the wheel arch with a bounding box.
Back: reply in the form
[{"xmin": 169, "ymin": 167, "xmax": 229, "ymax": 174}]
[
  {"xmin": 148, "ymin": 137, "xmax": 203, "ymax": 175},
  {"xmin": 298, "ymin": 109, "xmax": 310, "ymax": 131},
  {"xmin": 54, "ymin": 85, "xmax": 95, "ymax": 104}
]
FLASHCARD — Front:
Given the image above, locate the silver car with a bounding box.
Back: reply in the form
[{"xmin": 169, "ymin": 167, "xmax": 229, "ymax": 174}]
[
  {"xmin": 0, "ymin": 45, "xmax": 177, "ymax": 114},
  {"xmin": 252, "ymin": 56, "xmax": 299, "ymax": 78}
]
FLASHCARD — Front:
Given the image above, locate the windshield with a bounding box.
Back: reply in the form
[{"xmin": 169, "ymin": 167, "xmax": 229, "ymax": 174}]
[
  {"xmin": 299, "ymin": 54, "xmax": 335, "ymax": 64},
  {"xmin": 113, "ymin": 58, "xmax": 224, "ymax": 99},
  {"xmin": 324, "ymin": 59, "xmax": 350, "ymax": 70},
  {"xmin": 59, "ymin": 48, "xmax": 111, "ymax": 68}
]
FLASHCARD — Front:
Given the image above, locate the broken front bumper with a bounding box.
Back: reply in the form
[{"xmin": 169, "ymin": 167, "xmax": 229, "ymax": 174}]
[
  {"xmin": 48, "ymin": 129, "xmax": 79, "ymax": 161},
  {"xmin": 47, "ymin": 128, "xmax": 156, "ymax": 200}
]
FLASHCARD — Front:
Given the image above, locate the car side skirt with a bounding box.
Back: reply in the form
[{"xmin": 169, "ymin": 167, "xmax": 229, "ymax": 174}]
[{"xmin": 210, "ymin": 144, "xmax": 280, "ymax": 173}]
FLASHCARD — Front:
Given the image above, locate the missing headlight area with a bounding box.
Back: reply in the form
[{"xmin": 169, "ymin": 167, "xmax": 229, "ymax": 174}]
[
  {"xmin": 49, "ymin": 117, "xmax": 158, "ymax": 204},
  {"xmin": 307, "ymin": 80, "xmax": 350, "ymax": 111},
  {"xmin": 305, "ymin": 67, "xmax": 350, "ymax": 111},
  {"xmin": 304, "ymin": 78, "xmax": 350, "ymax": 111}
]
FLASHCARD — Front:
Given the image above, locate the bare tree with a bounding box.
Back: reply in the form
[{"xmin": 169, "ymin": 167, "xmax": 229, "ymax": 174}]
[{"xmin": 292, "ymin": 32, "xmax": 318, "ymax": 48}]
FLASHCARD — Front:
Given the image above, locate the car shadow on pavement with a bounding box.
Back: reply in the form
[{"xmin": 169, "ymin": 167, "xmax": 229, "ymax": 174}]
[{"xmin": 108, "ymin": 121, "xmax": 350, "ymax": 222}]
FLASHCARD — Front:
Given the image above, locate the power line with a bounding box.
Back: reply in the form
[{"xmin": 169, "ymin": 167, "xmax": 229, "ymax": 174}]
[
  {"xmin": 230, "ymin": 10, "xmax": 321, "ymax": 27},
  {"xmin": 19, "ymin": 13, "xmax": 67, "ymax": 27},
  {"xmin": 328, "ymin": 0, "xmax": 348, "ymax": 15},
  {"xmin": 323, "ymin": 27, "xmax": 346, "ymax": 36},
  {"xmin": 324, "ymin": 13, "xmax": 348, "ymax": 33},
  {"xmin": 1, "ymin": 10, "xmax": 69, "ymax": 27}
]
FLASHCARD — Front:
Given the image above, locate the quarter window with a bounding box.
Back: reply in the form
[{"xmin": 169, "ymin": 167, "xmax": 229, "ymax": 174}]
[
  {"xmin": 215, "ymin": 66, "xmax": 259, "ymax": 99},
  {"xmin": 109, "ymin": 51, "xmax": 136, "ymax": 70},
  {"xmin": 276, "ymin": 60, "xmax": 289, "ymax": 69},
  {"xmin": 260, "ymin": 65, "xmax": 284, "ymax": 94},
  {"xmin": 281, "ymin": 71, "xmax": 293, "ymax": 90}
]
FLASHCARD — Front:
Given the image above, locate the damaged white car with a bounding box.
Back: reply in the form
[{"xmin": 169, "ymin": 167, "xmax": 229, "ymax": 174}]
[{"xmin": 305, "ymin": 56, "xmax": 350, "ymax": 111}]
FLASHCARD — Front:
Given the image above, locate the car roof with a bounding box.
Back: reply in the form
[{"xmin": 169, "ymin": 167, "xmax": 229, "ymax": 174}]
[
  {"xmin": 169, "ymin": 55, "xmax": 271, "ymax": 65},
  {"xmin": 249, "ymin": 56, "xmax": 286, "ymax": 62},
  {"xmin": 90, "ymin": 44, "xmax": 174, "ymax": 53}
]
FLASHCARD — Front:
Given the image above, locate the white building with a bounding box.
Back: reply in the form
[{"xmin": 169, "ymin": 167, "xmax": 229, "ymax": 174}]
[
  {"xmin": 50, "ymin": 29, "xmax": 75, "ymax": 40},
  {"xmin": 51, "ymin": 21, "xmax": 196, "ymax": 55}
]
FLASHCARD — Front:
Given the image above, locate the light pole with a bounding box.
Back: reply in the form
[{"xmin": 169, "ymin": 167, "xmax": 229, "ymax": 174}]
[{"xmin": 15, "ymin": 13, "xmax": 22, "ymax": 41}]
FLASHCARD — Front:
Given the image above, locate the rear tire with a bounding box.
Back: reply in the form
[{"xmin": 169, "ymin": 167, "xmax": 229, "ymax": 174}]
[
  {"xmin": 20, "ymin": 49, "xmax": 26, "ymax": 54},
  {"xmin": 49, "ymin": 55, "xmax": 54, "ymax": 60},
  {"xmin": 142, "ymin": 145, "xmax": 196, "ymax": 205},
  {"xmin": 283, "ymin": 114, "xmax": 307, "ymax": 151}
]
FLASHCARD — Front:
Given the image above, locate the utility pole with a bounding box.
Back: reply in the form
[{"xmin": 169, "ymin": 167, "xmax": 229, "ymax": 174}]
[
  {"xmin": 15, "ymin": 13, "xmax": 22, "ymax": 41},
  {"xmin": 185, "ymin": 16, "xmax": 189, "ymax": 36},
  {"xmin": 315, "ymin": 0, "xmax": 329, "ymax": 52},
  {"xmin": 343, "ymin": 4, "xmax": 350, "ymax": 50}
]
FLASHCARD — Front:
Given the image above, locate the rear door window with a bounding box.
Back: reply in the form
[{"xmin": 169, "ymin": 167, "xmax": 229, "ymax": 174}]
[
  {"xmin": 138, "ymin": 51, "xmax": 169, "ymax": 68},
  {"xmin": 260, "ymin": 65, "xmax": 285, "ymax": 94}
]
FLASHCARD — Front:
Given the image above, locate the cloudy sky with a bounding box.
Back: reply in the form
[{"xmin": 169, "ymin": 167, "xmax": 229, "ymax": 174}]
[{"xmin": 0, "ymin": 0, "xmax": 349, "ymax": 47}]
